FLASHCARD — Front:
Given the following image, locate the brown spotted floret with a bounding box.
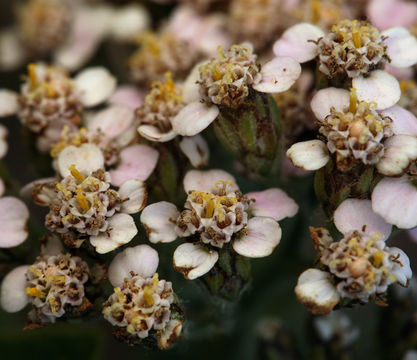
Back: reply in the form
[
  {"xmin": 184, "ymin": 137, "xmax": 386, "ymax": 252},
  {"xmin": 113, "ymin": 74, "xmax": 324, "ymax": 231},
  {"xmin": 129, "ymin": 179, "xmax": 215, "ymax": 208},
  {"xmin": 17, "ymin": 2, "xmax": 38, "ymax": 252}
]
[
  {"xmin": 317, "ymin": 20, "xmax": 390, "ymax": 78},
  {"xmin": 17, "ymin": 0, "xmax": 72, "ymax": 55},
  {"xmin": 18, "ymin": 63, "xmax": 82, "ymax": 133},
  {"xmin": 102, "ymin": 272, "xmax": 182, "ymax": 350},
  {"xmin": 25, "ymin": 253, "xmax": 89, "ymax": 322},
  {"xmin": 198, "ymin": 44, "xmax": 262, "ymax": 108},
  {"xmin": 318, "ymin": 89, "xmax": 393, "ymax": 171},
  {"xmin": 175, "ymin": 180, "xmax": 251, "ymax": 248}
]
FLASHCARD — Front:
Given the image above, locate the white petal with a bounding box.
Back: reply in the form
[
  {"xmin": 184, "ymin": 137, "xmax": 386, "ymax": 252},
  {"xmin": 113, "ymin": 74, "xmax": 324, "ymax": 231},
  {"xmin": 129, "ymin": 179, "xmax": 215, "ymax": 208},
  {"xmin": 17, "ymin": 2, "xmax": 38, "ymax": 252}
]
[
  {"xmin": 232, "ymin": 217, "xmax": 281, "ymax": 258},
  {"xmin": 246, "ymin": 188, "xmax": 298, "ymax": 221},
  {"xmin": 173, "ymin": 242, "xmax": 218, "ymax": 280},
  {"xmin": 90, "ymin": 214, "xmax": 138, "ymax": 254},
  {"xmin": 0, "ymin": 197, "xmax": 29, "ymax": 248},
  {"xmin": 377, "ymin": 135, "xmax": 417, "ymax": 176},
  {"xmin": 57, "ymin": 143, "xmax": 104, "ymax": 178},
  {"xmin": 0, "ymin": 90, "xmax": 18, "ymax": 117},
  {"xmin": 334, "ymin": 199, "xmax": 392, "ymax": 240},
  {"xmin": 310, "ymin": 88, "xmax": 350, "ymax": 121},
  {"xmin": 88, "ymin": 105, "xmax": 135, "ymax": 140},
  {"xmin": 182, "ymin": 62, "xmax": 204, "ymax": 104},
  {"xmin": 382, "ymin": 27, "xmax": 417, "ymax": 68},
  {"xmin": 295, "ymin": 268, "xmax": 340, "ymax": 315},
  {"xmin": 109, "ymin": 5, "xmax": 150, "ymax": 41},
  {"xmin": 108, "ymin": 244, "xmax": 159, "ymax": 287},
  {"xmin": 172, "ymin": 101, "xmax": 219, "ymax": 136},
  {"xmin": 0, "ymin": 265, "xmax": 29, "ymax": 313},
  {"xmin": 353, "ymin": 70, "xmax": 400, "ymax": 110},
  {"xmin": 179, "ymin": 135, "xmax": 209, "ymax": 168},
  {"xmin": 372, "ymin": 176, "xmax": 417, "ymax": 229},
  {"xmin": 0, "ymin": 29, "xmax": 26, "ymax": 71},
  {"xmin": 141, "ymin": 202, "xmax": 179, "ymax": 243},
  {"xmin": 183, "ymin": 169, "xmax": 237, "ymax": 193},
  {"xmin": 286, "ymin": 140, "xmax": 329, "ymax": 171},
  {"xmin": 138, "ymin": 125, "xmax": 177, "ymax": 142},
  {"xmin": 388, "ymin": 247, "xmax": 412, "ymax": 286},
  {"xmin": 118, "ymin": 179, "xmax": 147, "ymax": 214},
  {"xmin": 253, "ymin": 57, "xmax": 301, "ymax": 93},
  {"xmin": 74, "ymin": 67, "xmax": 117, "ymax": 107},
  {"xmin": 109, "ymin": 144, "xmax": 159, "ymax": 186},
  {"xmin": 157, "ymin": 319, "xmax": 183, "ymax": 350},
  {"xmin": 379, "ymin": 105, "xmax": 417, "ymax": 136},
  {"xmin": 0, "ymin": 124, "xmax": 8, "ymax": 158},
  {"xmin": 273, "ymin": 23, "xmax": 324, "ymax": 63}
]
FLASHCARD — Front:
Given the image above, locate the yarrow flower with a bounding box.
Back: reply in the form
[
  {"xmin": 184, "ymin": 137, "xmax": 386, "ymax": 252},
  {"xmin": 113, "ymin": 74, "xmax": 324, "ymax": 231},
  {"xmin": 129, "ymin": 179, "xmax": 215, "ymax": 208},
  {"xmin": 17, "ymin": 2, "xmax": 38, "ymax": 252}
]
[
  {"xmin": 171, "ymin": 44, "xmax": 301, "ymax": 137},
  {"xmin": 140, "ymin": 169, "xmax": 298, "ymax": 279},
  {"xmin": 295, "ymin": 199, "xmax": 411, "ymax": 315},
  {"xmin": 0, "ymin": 63, "xmax": 117, "ymax": 152},
  {"xmin": 273, "ymin": 19, "xmax": 417, "ymax": 108},
  {"xmin": 33, "ymin": 166, "xmax": 146, "ymax": 253},
  {"xmin": 1, "ymin": 250, "xmax": 90, "ymax": 325},
  {"xmin": 103, "ymin": 245, "xmax": 183, "ymax": 350},
  {"xmin": 286, "ymin": 87, "xmax": 417, "ymax": 174}
]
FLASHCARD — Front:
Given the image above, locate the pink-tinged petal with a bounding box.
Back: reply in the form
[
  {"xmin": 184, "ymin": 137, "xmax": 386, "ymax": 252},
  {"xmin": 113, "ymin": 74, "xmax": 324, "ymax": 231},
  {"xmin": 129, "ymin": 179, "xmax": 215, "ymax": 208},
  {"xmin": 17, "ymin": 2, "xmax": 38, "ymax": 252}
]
[
  {"xmin": 57, "ymin": 143, "xmax": 104, "ymax": 178},
  {"xmin": 246, "ymin": 188, "xmax": 298, "ymax": 221},
  {"xmin": 140, "ymin": 202, "xmax": 179, "ymax": 243},
  {"xmin": 377, "ymin": 135, "xmax": 417, "ymax": 176},
  {"xmin": 0, "ymin": 124, "xmax": 8, "ymax": 159},
  {"xmin": 183, "ymin": 169, "xmax": 237, "ymax": 193},
  {"xmin": 353, "ymin": 70, "xmax": 401, "ymax": 110},
  {"xmin": 172, "ymin": 101, "xmax": 219, "ymax": 136},
  {"xmin": 90, "ymin": 213, "xmax": 137, "ymax": 254},
  {"xmin": 0, "ymin": 265, "xmax": 30, "ymax": 313},
  {"xmin": 273, "ymin": 23, "xmax": 324, "ymax": 63},
  {"xmin": 385, "ymin": 64, "xmax": 414, "ymax": 80},
  {"xmin": 138, "ymin": 125, "xmax": 177, "ymax": 143},
  {"xmin": 380, "ymin": 105, "xmax": 417, "ymax": 136},
  {"xmin": 253, "ymin": 57, "xmax": 301, "ymax": 93},
  {"xmin": 54, "ymin": 8, "xmax": 106, "ymax": 71},
  {"xmin": 0, "ymin": 197, "xmax": 29, "ymax": 248},
  {"xmin": 286, "ymin": 140, "xmax": 329, "ymax": 171},
  {"xmin": 109, "ymin": 85, "xmax": 145, "ymax": 109},
  {"xmin": 0, "ymin": 90, "xmax": 18, "ymax": 117},
  {"xmin": 409, "ymin": 228, "xmax": 417, "ymax": 241},
  {"xmin": 108, "ymin": 244, "xmax": 158, "ymax": 287},
  {"xmin": 0, "ymin": 179, "xmax": 4, "ymax": 197},
  {"xmin": 88, "ymin": 105, "xmax": 135, "ymax": 140},
  {"xmin": 74, "ymin": 67, "xmax": 117, "ymax": 107},
  {"xmin": 110, "ymin": 144, "xmax": 159, "ymax": 186},
  {"xmin": 381, "ymin": 27, "xmax": 417, "ymax": 68},
  {"xmin": 173, "ymin": 242, "xmax": 218, "ymax": 280},
  {"xmin": 367, "ymin": 0, "xmax": 417, "ymax": 30},
  {"xmin": 372, "ymin": 176, "xmax": 417, "ymax": 229},
  {"xmin": 295, "ymin": 268, "xmax": 340, "ymax": 315},
  {"xmin": 310, "ymin": 88, "xmax": 350, "ymax": 121},
  {"xmin": 118, "ymin": 179, "xmax": 147, "ymax": 214},
  {"xmin": 0, "ymin": 29, "xmax": 26, "ymax": 71},
  {"xmin": 334, "ymin": 199, "xmax": 392, "ymax": 240},
  {"xmin": 233, "ymin": 217, "xmax": 281, "ymax": 258},
  {"xmin": 179, "ymin": 135, "xmax": 209, "ymax": 168},
  {"xmin": 109, "ymin": 5, "xmax": 150, "ymax": 41}
]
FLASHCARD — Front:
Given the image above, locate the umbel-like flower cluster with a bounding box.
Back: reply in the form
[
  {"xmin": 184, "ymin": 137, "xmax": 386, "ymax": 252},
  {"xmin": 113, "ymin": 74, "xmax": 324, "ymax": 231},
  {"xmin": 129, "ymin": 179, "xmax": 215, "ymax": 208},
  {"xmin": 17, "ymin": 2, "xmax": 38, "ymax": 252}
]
[{"xmin": 1, "ymin": 0, "xmax": 417, "ymax": 356}]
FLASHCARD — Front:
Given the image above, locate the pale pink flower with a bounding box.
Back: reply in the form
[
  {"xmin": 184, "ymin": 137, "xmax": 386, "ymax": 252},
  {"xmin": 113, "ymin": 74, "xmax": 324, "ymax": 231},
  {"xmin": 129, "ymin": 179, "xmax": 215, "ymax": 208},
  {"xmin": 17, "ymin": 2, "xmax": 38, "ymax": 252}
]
[
  {"xmin": 367, "ymin": 0, "xmax": 417, "ymax": 30},
  {"xmin": 140, "ymin": 169, "xmax": 298, "ymax": 279}
]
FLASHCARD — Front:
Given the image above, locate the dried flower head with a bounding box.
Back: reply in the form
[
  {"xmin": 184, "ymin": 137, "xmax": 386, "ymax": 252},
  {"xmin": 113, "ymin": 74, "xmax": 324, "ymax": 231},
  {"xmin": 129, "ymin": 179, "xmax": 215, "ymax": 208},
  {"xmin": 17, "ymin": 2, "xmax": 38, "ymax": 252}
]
[
  {"xmin": 25, "ymin": 253, "xmax": 89, "ymax": 322},
  {"xmin": 198, "ymin": 45, "xmax": 262, "ymax": 108},
  {"xmin": 103, "ymin": 272, "xmax": 182, "ymax": 350},
  {"xmin": 129, "ymin": 32, "xmax": 196, "ymax": 85},
  {"xmin": 17, "ymin": 0, "xmax": 72, "ymax": 56},
  {"xmin": 18, "ymin": 63, "xmax": 82, "ymax": 133}
]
